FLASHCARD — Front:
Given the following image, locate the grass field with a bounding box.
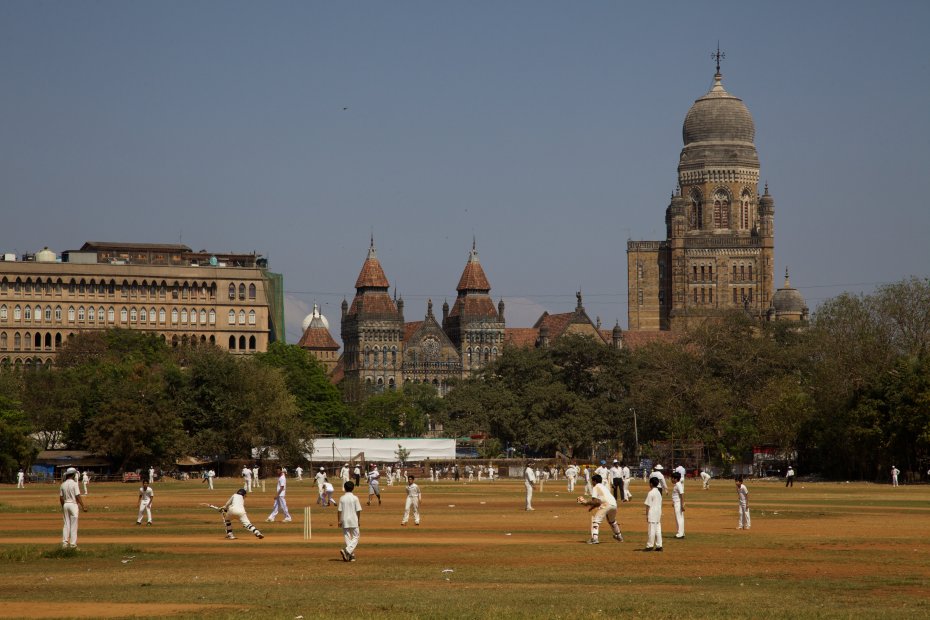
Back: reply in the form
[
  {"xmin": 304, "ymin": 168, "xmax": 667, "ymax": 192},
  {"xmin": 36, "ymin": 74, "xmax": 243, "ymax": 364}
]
[{"xmin": 0, "ymin": 475, "xmax": 928, "ymax": 619}]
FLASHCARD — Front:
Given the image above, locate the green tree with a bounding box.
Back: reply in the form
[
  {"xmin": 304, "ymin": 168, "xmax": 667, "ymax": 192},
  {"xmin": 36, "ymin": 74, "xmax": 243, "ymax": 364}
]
[{"xmin": 0, "ymin": 389, "xmax": 36, "ymax": 482}]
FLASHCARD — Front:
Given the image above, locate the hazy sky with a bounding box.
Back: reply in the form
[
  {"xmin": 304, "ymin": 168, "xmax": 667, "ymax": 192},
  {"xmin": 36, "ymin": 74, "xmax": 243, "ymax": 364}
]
[{"xmin": 2, "ymin": 1, "xmax": 928, "ymax": 344}]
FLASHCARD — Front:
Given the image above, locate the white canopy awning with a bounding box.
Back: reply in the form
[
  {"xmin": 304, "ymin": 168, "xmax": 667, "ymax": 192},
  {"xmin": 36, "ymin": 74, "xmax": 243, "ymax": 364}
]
[{"xmin": 307, "ymin": 438, "xmax": 455, "ymax": 463}]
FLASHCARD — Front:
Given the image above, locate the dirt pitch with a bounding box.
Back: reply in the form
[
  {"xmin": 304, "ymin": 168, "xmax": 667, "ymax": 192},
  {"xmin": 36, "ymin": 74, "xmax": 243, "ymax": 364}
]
[{"xmin": 1, "ymin": 476, "xmax": 928, "ymax": 619}]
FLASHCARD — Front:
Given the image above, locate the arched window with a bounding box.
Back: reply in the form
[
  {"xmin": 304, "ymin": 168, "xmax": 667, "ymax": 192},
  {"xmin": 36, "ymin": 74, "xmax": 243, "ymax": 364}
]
[
  {"xmin": 44, "ymin": 306, "xmax": 52, "ymax": 321},
  {"xmin": 391, "ymin": 346, "xmax": 397, "ymax": 366},
  {"xmin": 88, "ymin": 307, "xmax": 95, "ymax": 322},
  {"xmin": 181, "ymin": 309, "xmax": 188, "ymax": 323},
  {"xmin": 693, "ymin": 289, "xmax": 698, "ymax": 304},
  {"xmin": 209, "ymin": 309, "xmax": 216, "ymax": 324},
  {"xmin": 149, "ymin": 307, "xmax": 156, "ymax": 323},
  {"xmin": 24, "ymin": 306, "xmax": 31, "ymax": 320},
  {"xmin": 159, "ymin": 308, "xmax": 166, "ymax": 323},
  {"xmin": 44, "ymin": 333, "xmax": 51, "ymax": 349},
  {"xmin": 713, "ymin": 189, "xmax": 730, "ymax": 228},
  {"xmin": 229, "ymin": 336, "xmax": 236, "ymax": 350},
  {"xmin": 130, "ymin": 308, "xmax": 137, "ymax": 322},
  {"xmin": 239, "ymin": 335, "xmax": 246, "ymax": 350},
  {"xmin": 55, "ymin": 333, "xmax": 62, "ymax": 347},
  {"xmin": 238, "ymin": 310, "xmax": 245, "ymax": 325},
  {"xmin": 0, "ymin": 305, "xmax": 6, "ymax": 321},
  {"xmin": 228, "ymin": 310, "xmax": 235, "ymax": 324},
  {"xmin": 14, "ymin": 333, "xmax": 21, "ymax": 350},
  {"xmin": 171, "ymin": 309, "xmax": 179, "ymax": 323},
  {"xmin": 248, "ymin": 336, "xmax": 256, "ymax": 350},
  {"xmin": 34, "ymin": 332, "xmax": 42, "ymax": 348},
  {"xmin": 0, "ymin": 333, "xmax": 6, "ymax": 348},
  {"xmin": 748, "ymin": 265, "xmax": 753, "ymax": 280},
  {"xmin": 248, "ymin": 283, "xmax": 256, "ymax": 299},
  {"xmin": 689, "ymin": 189, "xmax": 703, "ymax": 230},
  {"xmin": 228, "ymin": 283, "xmax": 235, "ymax": 299},
  {"xmin": 200, "ymin": 309, "xmax": 207, "ymax": 324},
  {"xmin": 107, "ymin": 307, "xmax": 115, "ymax": 322},
  {"xmin": 248, "ymin": 310, "xmax": 255, "ymax": 325},
  {"xmin": 740, "ymin": 265, "xmax": 745, "ymax": 280},
  {"xmin": 238, "ymin": 284, "xmax": 246, "ymax": 299},
  {"xmin": 190, "ymin": 308, "xmax": 197, "ymax": 324},
  {"xmin": 13, "ymin": 305, "xmax": 21, "ymax": 320},
  {"xmin": 55, "ymin": 306, "xmax": 62, "ymax": 321},
  {"xmin": 33, "ymin": 305, "xmax": 41, "ymax": 320},
  {"xmin": 67, "ymin": 306, "xmax": 75, "ymax": 322},
  {"xmin": 120, "ymin": 308, "xmax": 127, "ymax": 322},
  {"xmin": 740, "ymin": 190, "xmax": 752, "ymax": 229}
]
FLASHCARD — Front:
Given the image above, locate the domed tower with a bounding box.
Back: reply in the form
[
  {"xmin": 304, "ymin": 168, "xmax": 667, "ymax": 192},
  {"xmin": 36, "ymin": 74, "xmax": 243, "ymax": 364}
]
[
  {"xmin": 768, "ymin": 268, "xmax": 809, "ymax": 322},
  {"xmin": 628, "ymin": 50, "xmax": 776, "ymax": 331},
  {"xmin": 442, "ymin": 240, "xmax": 505, "ymax": 375},
  {"xmin": 340, "ymin": 237, "xmax": 404, "ymax": 399}
]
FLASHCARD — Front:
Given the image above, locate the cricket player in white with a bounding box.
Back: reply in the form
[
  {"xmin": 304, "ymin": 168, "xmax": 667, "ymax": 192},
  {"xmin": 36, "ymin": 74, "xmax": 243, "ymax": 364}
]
[
  {"xmin": 524, "ymin": 462, "xmax": 537, "ymax": 511},
  {"xmin": 340, "ymin": 463, "xmax": 350, "ymax": 483},
  {"xmin": 736, "ymin": 477, "xmax": 750, "ymax": 530},
  {"xmin": 148, "ymin": 467, "xmax": 155, "ymax": 484},
  {"xmin": 17, "ymin": 469, "xmax": 25, "ymax": 488},
  {"xmin": 206, "ymin": 469, "xmax": 215, "ymax": 490},
  {"xmin": 295, "ymin": 466, "xmax": 303, "ymax": 481},
  {"xmin": 649, "ymin": 464, "xmax": 667, "ymax": 494},
  {"xmin": 891, "ymin": 466, "xmax": 900, "ymax": 487},
  {"xmin": 219, "ymin": 488, "xmax": 264, "ymax": 540},
  {"xmin": 583, "ymin": 466, "xmax": 593, "ymax": 495},
  {"xmin": 565, "ymin": 463, "xmax": 578, "ymax": 492},
  {"xmin": 621, "ymin": 464, "xmax": 632, "ymax": 501},
  {"xmin": 266, "ymin": 466, "xmax": 292, "ymax": 522},
  {"xmin": 644, "ymin": 477, "xmax": 663, "ymax": 551},
  {"xmin": 81, "ymin": 471, "xmax": 90, "ymax": 495},
  {"xmin": 366, "ymin": 464, "xmax": 382, "ymax": 506},
  {"xmin": 242, "ymin": 466, "xmax": 252, "ymax": 491},
  {"xmin": 671, "ymin": 471, "xmax": 685, "ymax": 538},
  {"xmin": 401, "ymin": 475, "xmax": 421, "ymax": 526},
  {"xmin": 252, "ymin": 466, "xmax": 260, "ymax": 487},
  {"xmin": 59, "ymin": 467, "xmax": 86, "ymax": 548},
  {"xmin": 488, "ymin": 464, "xmax": 496, "ymax": 481},
  {"xmin": 580, "ymin": 474, "xmax": 623, "ymax": 544},
  {"xmin": 315, "ymin": 467, "xmax": 327, "ymax": 502},
  {"xmin": 321, "ymin": 479, "xmax": 336, "ymax": 507},
  {"xmin": 136, "ymin": 480, "xmax": 154, "ymax": 525},
  {"xmin": 338, "ymin": 481, "xmax": 363, "ymax": 561},
  {"xmin": 700, "ymin": 470, "xmax": 712, "ymax": 489},
  {"xmin": 609, "ymin": 460, "xmax": 623, "ymax": 501},
  {"xmin": 386, "ymin": 465, "xmax": 394, "ymax": 486}
]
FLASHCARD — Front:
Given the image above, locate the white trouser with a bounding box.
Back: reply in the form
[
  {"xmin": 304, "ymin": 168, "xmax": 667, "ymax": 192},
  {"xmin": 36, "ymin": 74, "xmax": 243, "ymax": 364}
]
[
  {"xmin": 524, "ymin": 481, "xmax": 534, "ymax": 509},
  {"xmin": 403, "ymin": 497, "xmax": 420, "ymax": 524},
  {"xmin": 62, "ymin": 503, "xmax": 79, "ymax": 546},
  {"xmin": 623, "ymin": 479, "xmax": 631, "ymax": 500},
  {"xmin": 567, "ymin": 476, "xmax": 575, "ymax": 492},
  {"xmin": 321, "ymin": 490, "xmax": 334, "ymax": 506},
  {"xmin": 137, "ymin": 500, "xmax": 152, "ymax": 523},
  {"xmin": 244, "ymin": 479, "xmax": 251, "ymax": 491},
  {"xmin": 343, "ymin": 527, "xmax": 360, "ymax": 554},
  {"xmin": 738, "ymin": 504, "xmax": 751, "ymax": 529},
  {"xmin": 647, "ymin": 521, "xmax": 662, "ymax": 548},
  {"xmin": 892, "ymin": 476, "xmax": 898, "ymax": 487},
  {"xmin": 591, "ymin": 505, "xmax": 620, "ymax": 540},
  {"xmin": 584, "ymin": 481, "xmax": 593, "ymax": 495},
  {"xmin": 369, "ymin": 482, "xmax": 380, "ymax": 498},
  {"xmin": 82, "ymin": 482, "xmax": 88, "ymax": 495},
  {"xmin": 673, "ymin": 499, "xmax": 684, "ymax": 536},
  {"xmin": 269, "ymin": 496, "xmax": 291, "ymax": 519},
  {"xmin": 208, "ymin": 478, "xmax": 214, "ymax": 489},
  {"xmin": 538, "ymin": 479, "xmax": 545, "ymax": 492},
  {"xmin": 17, "ymin": 479, "xmax": 24, "ymax": 488}
]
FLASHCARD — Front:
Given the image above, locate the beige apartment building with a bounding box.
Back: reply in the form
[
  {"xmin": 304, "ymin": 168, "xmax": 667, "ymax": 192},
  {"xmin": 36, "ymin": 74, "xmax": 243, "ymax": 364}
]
[{"xmin": 0, "ymin": 242, "xmax": 285, "ymax": 367}]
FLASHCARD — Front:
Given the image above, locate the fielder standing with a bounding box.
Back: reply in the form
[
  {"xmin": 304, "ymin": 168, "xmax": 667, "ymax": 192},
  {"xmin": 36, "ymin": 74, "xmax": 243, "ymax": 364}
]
[
  {"xmin": 671, "ymin": 471, "xmax": 685, "ymax": 539},
  {"xmin": 644, "ymin": 477, "xmax": 663, "ymax": 551},
  {"xmin": 136, "ymin": 480, "xmax": 154, "ymax": 526},
  {"xmin": 315, "ymin": 467, "xmax": 327, "ymax": 501},
  {"xmin": 17, "ymin": 468, "xmax": 25, "ymax": 488},
  {"xmin": 266, "ymin": 466, "xmax": 292, "ymax": 522},
  {"xmin": 524, "ymin": 461, "xmax": 537, "ymax": 511},
  {"xmin": 736, "ymin": 476, "xmax": 751, "ymax": 530},
  {"xmin": 59, "ymin": 467, "xmax": 86, "ymax": 549},
  {"xmin": 565, "ymin": 463, "xmax": 578, "ymax": 493},
  {"xmin": 242, "ymin": 465, "xmax": 253, "ymax": 492},
  {"xmin": 366, "ymin": 463, "xmax": 382, "ymax": 506},
  {"xmin": 401, "ymin": 475, "xmax": 421, "ymax": 526},
  {"xmin": 338, "ymin": 481, "xmax": 362, "ymax": 562}
]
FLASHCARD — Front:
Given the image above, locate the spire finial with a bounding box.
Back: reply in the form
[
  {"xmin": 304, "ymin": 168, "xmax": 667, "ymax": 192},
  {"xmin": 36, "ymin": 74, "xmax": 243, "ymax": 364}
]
[
  {"xmin": 784, "ymin": 267, "xmax": 791, "ymax": 287},
  {"xmin": 472, "ymin": 235, "xmax": 476, "ymax": 251},
  {"xmin": 712, "ymin": 42, "xmax": 725, "ymax": 75}
]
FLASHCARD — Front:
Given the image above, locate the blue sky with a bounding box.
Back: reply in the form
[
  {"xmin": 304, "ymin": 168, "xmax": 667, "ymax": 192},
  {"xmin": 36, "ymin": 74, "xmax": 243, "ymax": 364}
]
[{"xmin": 2, "ymin": 1, "xmax": 928, "ymax": 343}]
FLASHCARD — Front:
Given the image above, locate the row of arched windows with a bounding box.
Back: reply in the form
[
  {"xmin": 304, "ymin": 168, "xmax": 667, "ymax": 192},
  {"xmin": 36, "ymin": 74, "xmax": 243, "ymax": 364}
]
[
  {"xmin": 692, "ymin": 288, "xmax": 714, "ymax": 305},
  {"xmin": 227, "ymin": 283, "xmax": 257, "ymax": 301},
  {"xmin": 0, "ymin": 304, "xmax": 224, "ymax": 326},
  {"xmin": 688, "ymin": 187, "xmax": 755, "ymax": 231},
  {"xmin": 0, "ymin": 331, "xmax": 63, "ymax": 351},
  {"xmin": 228, "ymin": 335, "xmax": 258, "ymax": 351},
  {"xmin": 227, "ymin": 309, "xmax": 257, "ymax": 326},
  {"xmin": 0, "ymin": 356, "xmax": 54, "ymax": 369},
  {"xmin": 0, "ymin": 277, "xmax": 222, "ymax": 300},
  {"xmin": 732, "ymin": 263, "xmax": 754, "ymax": 282},
  {"xmin": 732, "ymin": 288, "xmax": 754, "ymax": 305},
  {"xmin": 465, "ymin": 346, "xmax": 497, "ymax": 365},
  {"xmin": 363, "ymin": 345, "xmax": 398, "ymax": 368}
]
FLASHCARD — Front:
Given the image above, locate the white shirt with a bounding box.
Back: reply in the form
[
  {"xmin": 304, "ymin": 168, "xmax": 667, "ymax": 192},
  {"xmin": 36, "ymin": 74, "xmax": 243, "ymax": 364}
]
[
  {"xmin": 340, "ymin": 466, "xmax": 349, "ymax": 480},
  {"xmin": 17, "ymin": 471, "xmax": 24, "ymax": 481},
  {"xmin": 81, "ymin": 472, "xmax": 89, "ymax": 483},
  {"xmin": 786, "ymin": 468, "xmax": 795, "ymax": 478},
  {"xmin": 338, "ymin": 492, "xmax": 363, "ymax": 528},
  {"xmin": 368, "ymin": 469, "xmax": 381, "ymax": 483},
  {"xmin": 207, "ymin": 470, "xmax": 215, "ymax": 478},
  {"xmin": 609, "ymin": 466, "xmax": 622, "ymax": 483},
  {"xmin": 700, "ymin": 471, "xmax": 711, "ymax": 480},
  {"xmin": 672, "ymin": 481, "xmax": 684, "ymax": 505},
  {"xmin": 738, "ymin": 484, "xmax": 749, "ymax": 506},
  {"xmin": 60, "ymin": 479, "xmax": 80, "ymax": 504},
  {"xmin": 353, "ymin": 466, "xmax": 361, "ymax": 476},
  {"xmin": 242, "ymin": 468, "xmax": 252, "ymax": 480},
  {"xmin": 592, "ymin": 482, "xmax": 617, "ymax": 509},
  {"xmin": 595, "ymin": 466, "xmax": 608, "ymax": 481},
  {"xmin": 139, "ymin": 486, "xmax": 154, "ymax": 504},
  {"xmin": 223, "ymin": 493, "xmax": 245, "ymax": 512},
  {"xmin": 675, "ymin": 465, "xmax": 686, "ymax": 480},
  {"xmin": 323, "ymin": 482, "xmax": 334, "ymax": 494},
  {"xmin": 583, "ymin": 468, "xmax": 591, "ymax": 482},
  {"xmin": 524, "ymin": 466, "xmax": 537, "ymax": 484},
  {"xmin": 315, "ymin": 471, "xmax": 326, "ymax": 485},
  {"xmin": 565, "ymin": 466, "xmax": 578, "ymax": 478},
  {"xmin": 276, "ymin": 473, "xmax": 287, "ymax": 496},
  {"xmin": 645, "ymin": 487, "xmax": 663, "ymax": 522},
  {"xmin": 650, "ymin": 470, "xmax": 667, "ymax": 491},
  {"xmin": 621, "ymin": 466, "xmax": 630, "ymax": 480},
  {"xmin": 406, "ymin": 483, "xmax": 421, "ymax": 500}
]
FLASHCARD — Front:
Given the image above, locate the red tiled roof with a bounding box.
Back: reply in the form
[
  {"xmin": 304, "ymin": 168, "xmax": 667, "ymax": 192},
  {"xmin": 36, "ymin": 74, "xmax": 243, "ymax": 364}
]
[
  {"xmin": 621, "ymin": 330, "xmax": 679, "ymax": 350},
  {"xmin": 403, "ymin": 321, "xmax": 424, "ymax": 344},
  {"xmin": 504, "ymin": 327, "xmax": 539, "ymax": 348},
  {"xmin": 533, "ymin": 312, "xmax": 573, "ymax": 337},
  {"xmin": 330, "ymin": 357, "xmax": 345, "ymax": 384},
  {"xmin": 348, "ymin": 292, "xmax": 398, "ymax": 316},
  {"xmin": 354, "ymin": 256, "xmax": 390, "ymax": 289},
  {"xmin": 448, "ymin": 296, "xmax": 498, "ymax": 318},
  {"xmin": 456, "ymin": 249, "xmax": 491, "ymax": 292},
  {"xmin": 297, "ymin": 326, "xmax": 340, "ymax": 351}
]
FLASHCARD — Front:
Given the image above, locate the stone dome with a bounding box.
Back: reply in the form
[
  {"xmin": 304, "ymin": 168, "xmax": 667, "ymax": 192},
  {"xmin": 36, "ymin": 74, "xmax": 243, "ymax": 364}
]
[
  {"xmin": 301, "ymin": 303, "xmax": 330, "ymax": 331},
  {"xmin": 35, "ymin": 246, "xmax": 57, "ymax": 263},
  {"xmin": 772, "ymin": 270, "xmax": 808, "ymax": 315},
  {"xmin": 683, "ymin": 73, "xmax": 755, "ymax": 145}
]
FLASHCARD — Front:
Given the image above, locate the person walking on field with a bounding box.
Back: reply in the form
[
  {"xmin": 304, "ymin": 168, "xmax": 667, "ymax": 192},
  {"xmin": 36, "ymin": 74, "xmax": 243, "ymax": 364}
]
[
  {"xmin": 401, "ymin": 475, "xmax": 421, "ymax": 526},
  {"xmin": 565, "ymin": 463, "xmax": 578, "ymax": 493},
  {"xmin": 17, "ymin": 468, "xmax": 25, "ymax": 488},
  {"xmin": 266, "ymin": 466, "xmax": 292, "ymax": 523},
  {"xmin": 59, "ymin": 467, "xmax": 86, "ymax": 549},
  {"xmin": 219, "ymin": 488, "xmax": 264, "ymax": 540},
  {"xmin": 671, "ymin": 471, "xmax": 685, "ymax": 539},
  {"xmin": 366, "ymin": 463, "xmax": 382, "ymax": 506},
  {"xmin": 524, "ymin": 461, "xmax": 537, "ymax": 511},
  {"xmin": 891, "ymin": 466, "xmax": 900, "ymax": 487},
  {"xmin": 609, "ymin": 460, "xmax": 623, "ymax": 501},
  {"xmin": 315, "ymin": 467, "xmax": 327, "ymax": 502},
  {"xmin": 338, "ymin": 481, "xmax": 362, "ymax": 562},
  {"xmin": 644, "ymin": 476, "xmax": 663, "ymax": 551},
  {"xmin": 736, "ymin": 477, "xmax": 751, "ymax": 530},
  {"xmin": 578, "ymin": 473, "xmax": 623, "ymax": 544},
  {"xmin": 353, "ymin": 464, "xmax": 361, "ymax": 487},
  {"xmin": 136, "ymin": 480, "xmax": 154, "ymax": 525},
  {"xmin": 340, "ymin": 463, "xmax": 350, "ymax": 484},
  {"xmin": 785, "ymin": 466, "xmax": 795, "ymax": 488}
]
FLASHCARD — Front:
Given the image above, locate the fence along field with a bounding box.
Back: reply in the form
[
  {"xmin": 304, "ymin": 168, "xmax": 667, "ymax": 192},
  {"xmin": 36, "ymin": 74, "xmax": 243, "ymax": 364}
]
[{"xmin": 0, "ymin": 476, "xmax": 928, "ymax": 619}]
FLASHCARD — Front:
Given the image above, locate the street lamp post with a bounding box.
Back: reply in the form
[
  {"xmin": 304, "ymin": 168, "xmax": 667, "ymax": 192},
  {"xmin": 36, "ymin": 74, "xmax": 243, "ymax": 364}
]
[{"xmin": 631, "ymin": 407, "xmax": 640, "ymax": 461}]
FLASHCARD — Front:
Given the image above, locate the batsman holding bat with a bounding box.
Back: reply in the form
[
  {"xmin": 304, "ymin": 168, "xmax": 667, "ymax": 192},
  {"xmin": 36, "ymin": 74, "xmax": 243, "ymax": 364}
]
[
  {"xmin": 577, "ymin": 474, "xmax": 623, "ymax": 544},
  {"xmin": 206, "ymin": 488, "xmax": 265, "ymax": 540}
]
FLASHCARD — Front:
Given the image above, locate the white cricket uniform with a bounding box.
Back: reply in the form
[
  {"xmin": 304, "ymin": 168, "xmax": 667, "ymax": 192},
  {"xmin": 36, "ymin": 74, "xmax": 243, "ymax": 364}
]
[
  {"xmin": 674, "ymin": 465, "xmax": 686, "ymax": 481},
  {"xmin": 524, "ymin": 466, "xmax": 537, "ymax": 510},
  {"xmin": 537, "ymin": 469, "xmax": 545, "ymax": 492},
  {"xmin": 222, "ymin": 492, "xmax": 264, "ymax": 538},
  {"xmin": 367, "ymin": 469, "xmax": 381, "ymax": 499},
  {"xmin": 488, "ymin": 466, "xmax": 495, "ymax": 481},
  {"xmin": 322, "ymin": 481, "xmax": 336, "ymax": 506},
  {"xmin": 17, "ymin": 471, "xmax": 25, "ymax": 488},
  {"xmin": 148, "ymin": 467, "xmax": 155, "ymax": 484},
  {"xmin": 737, "ymin": 483, "xmax": 750, "ymax": 529},
  {"xmin": 315, "ymin": 470, "xmax": 327, "ymax": 497},
  {"xmin": 81, "ymin": 472, "xmax": 90, "ymax": 495},
  {"xmin": 338, "ymin": 492, "xmax": 363, "ymax": 555},
  {"xmin": 650, "ymin": 470, "xmax": 667, "ymax": 493},
  {"xmin": 340, "ymin": 465, "xmax": 350, "ymax": 482},
  {"xmin": 252, "ymin": 467, "xmax": 260, "ymax": 486},
  {"xmin": 402, "ymin": 482, "xmax": 421, "ymax": 525},
  {"xmin": 645, "ymin": 487, "xmax": 663, "ymax": 549},
  {"xmin": 672, "ymin": 480, "xmax": 684, "ymax": 537},
  {"xmin": 295, "ymin": 467, "xmax": 303, "ymax": 481},
  {"xmin": 60, "ymin": 478, "xmax": 81, "ymax": 547},
  {"xmin": 206, "ymin": 469, "xmax": 215, "ymax": 490},
  {"xmin": 583, "ymin": 468, "xmax": 593, "ymax": 495},
  {"xmin": 387, "ymin": 466, "xmax": 394, "ymax": 486},
  {"xmin": 268, "ymin": 473, "xmax": 291, "ymax": 521},
  {"xmin": 621, "ymin": 466, "xmax": 632, "ymax": 501},
  {"xmin": 892, "ymin": 468, "xmax": 900, "ymax": 487},
  {"xmin": 137, "ymin": 486, "xmax": 154, "ymax": 524},
  {"xmin": 243, "ymin": 467, "xmax": 253, "ymax": 491},
  {"xmin": 700, "ymin": 471, "xmax": 711, "ymax": 489},
  {"xmin": 565, "ymin": 465, "xmax": 578, "ymax": 492},
  {"xmin": 590, "ymin": 481, "xmax": 621, "ymax": 542}
]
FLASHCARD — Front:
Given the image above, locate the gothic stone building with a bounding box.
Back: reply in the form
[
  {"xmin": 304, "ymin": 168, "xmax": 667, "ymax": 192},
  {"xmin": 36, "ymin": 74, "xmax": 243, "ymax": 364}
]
[{"xmin": 627, "ymin": 66, "xmax": 784, "ymax": 331}]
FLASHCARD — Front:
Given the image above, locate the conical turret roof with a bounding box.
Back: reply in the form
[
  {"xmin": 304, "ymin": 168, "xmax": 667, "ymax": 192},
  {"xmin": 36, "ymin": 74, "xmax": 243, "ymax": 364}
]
[
  {"xmin": 456, "ymin": 242, "xmax": 491, "ymax": 292},
  {"xmin": 354, "ymin": 237, "xmax": 390, "ymax": 289}
]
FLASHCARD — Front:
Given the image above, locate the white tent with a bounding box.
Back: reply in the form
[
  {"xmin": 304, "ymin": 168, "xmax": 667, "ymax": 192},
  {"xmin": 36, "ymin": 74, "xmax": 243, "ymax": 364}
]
[{"xmin": 308, "ymin": 438, "xmax": 455, "ymax": 463}]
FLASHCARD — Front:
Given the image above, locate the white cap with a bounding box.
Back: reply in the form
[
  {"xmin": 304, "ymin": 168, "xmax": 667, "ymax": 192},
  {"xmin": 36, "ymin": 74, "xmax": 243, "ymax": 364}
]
[
  {"xmin": 319, "ymin": 467, "xmax": 324, "ymax": 471},
  {"xmin": 654, "ymin": 464, "xmax": 664, "ymax": 470},
  {"xmin": 613, "ymin": 459, "xmax": 619, "ymax": 463},
  {"xmin": 64, "ymin": 467, "xmax": 78, "ymax": 476}
]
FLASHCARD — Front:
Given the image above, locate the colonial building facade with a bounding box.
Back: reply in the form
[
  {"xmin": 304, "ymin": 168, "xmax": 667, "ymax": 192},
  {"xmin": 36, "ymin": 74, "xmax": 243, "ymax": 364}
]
[
  {"xmin": 627, "ymin": 62, "xmax": 804, "ymax": 331},
  {"xmin": 0, "ymin": 242, "xmax": 285, "ymax": 367}
]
